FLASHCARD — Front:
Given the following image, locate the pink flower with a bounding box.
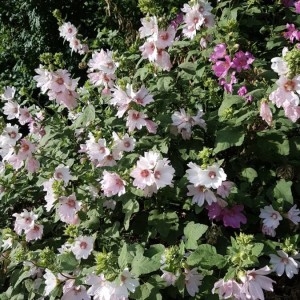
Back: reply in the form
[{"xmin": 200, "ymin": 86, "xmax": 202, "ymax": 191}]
[
  {"xmin": 120, "ymin": 268, "xmax": 140, "ymax": 293},
  {"xmin": 259, "ymin": 205, "xmax": 283, "ymax": 229},
  {"xmin": 262, "ymin": 224, "xmax": 276, "ymax": 237},
  {"xmin": 212, "ymin": 56, "xmax": 232, "ymax": 78},
  {"xmin": 59, "ymin": 22, "xmax": 78, "ymax": 41},
  {"xmin": 187, "ymin": 184, "xmax": 217, "ymax": 206},
  {"xmin": 240, "ymin": 266, "xmax": 275, "ymax": 300},
  {"xmin": 139, "ymin": 16, "xmax": 158, "ymax": 39},
  {"xmin": 212, "ymin": 279, "xmax": 242, "ymax": 299},
  {"xmin": 222, "ymin": 205, "xmax": 247, "ymax": 229},
  {"xmin": 18, "ymin": 107, "xmax": 33, "ymax": 125},
  {"xmin": 184, "ymin": 268, "xmax": 203, "ymax": 297},
  {"xmin": 57, "ymin": 194, "xmax": 81, "ymax": 224},
  {"xmin": 283, "ymin": 23, "xmax": 300, "ymax": 43},
  {"xmin": 25, "ymin": 157, "xmax": 40, "ymax": 173},
  {"xmin": 25, "ymin": 224, "xmax": 44, "ymax": 242},
  {"xmin": 217, "ymin": 181, "xmax": 235, "ymax": 198},
  {"xmin": 259, "ymin": 101, "xmax": 273, "ymax": 126},
  {"xmin": 100, "ymin": 171, "xmax": 126, "ymax": 197},
  {"xmin": 1, "ymin": 86, "xmax": 16, "ymax": 101},
  {"xmin": 219, "ymin": 72, "xmax": 237, "ymax": 93},
  {"xmin": 186, "ymin": 162, "xmax": 227, "ymax": 189},
  {"xmin": 126, "ymin": 110, "xmax": 148, "ymax": 132},
  {"xmin": 3, "ymin": 100, "xmax": 20, "ymax": 120},
  {"xmin": 62, "ymin": 280, "xmax": 90, "ymax": 300},
  {"xmin": 295, "ymin": 1, "xmax": 300, "ymax": 13},
  {"xmin": 161, "ymin": 270, "xmax": 177, "ymax": 286},
  {"xmin": 231, "ymin": 51, "xmax": 255, "ymax": 72},
  {"xmin": 270, "ymin": 250, "xmax": 300, "ymax": 278},
  {"xmin": 53, "ymin": 164, "xmax": 72, "ymax": 186},
  {"xmin": 287, "ymin": 205, "xmax": 300, "ymax": 224},
  {"xmin": 71, "ymin": 236, "xmax": 94, "ymax": 260},
  {"xmin": 156, "ymin": 26, "xmax": 176, "ymax": 49},
  {"xmin": 155, "ymin": 49, "xmax": 172, "ymax": 71},
  {"xmin": 87, "ymin": 49, "xmax": 117, "ymax": 75},
  {"xmin": 13, "ymin": 209, "xmax": 38, "ymax": 235},
  {"xmin": 209, "ymin": 43, "xmax": 227, "ymax": 62}
]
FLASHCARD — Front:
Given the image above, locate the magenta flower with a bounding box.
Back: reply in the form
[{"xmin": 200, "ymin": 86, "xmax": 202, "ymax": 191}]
[
  {"xmin": 209, "ymin": 43, "xmax": 227, "ymax": 62},
  {"xmin": 212, "ymin": 55, "xmax": 232, "ymax": 78},
  {"xmin": 222, "ymin": 205, "xmax": 247, "ymax": 228},
  {"xmin": 231, "ymin": 51, "xmax": 255, "ymax": 72},
  {"xmin": 295, "ymin": 1, "xmax": 300, "ymax": 13},
  {"xmin": 283, "ymin": 23, "xmax": 300, "ymax": 43}
]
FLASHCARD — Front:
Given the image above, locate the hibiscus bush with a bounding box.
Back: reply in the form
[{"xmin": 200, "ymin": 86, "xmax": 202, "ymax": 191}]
[{"xmin": 1, "ymin": 0, "xmax": 300, "ymax": 299}]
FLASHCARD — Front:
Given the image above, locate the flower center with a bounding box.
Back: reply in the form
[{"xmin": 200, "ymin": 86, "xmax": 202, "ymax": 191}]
[
  {"xmin": 208, "ymin": 171, "xmax": 216, "ymax": 179},
  {"xmin": 284, "ymin": 80, "xmax": 295, "ymax": 92},
  {"xmin": 80, "ymin": 241, "xmax": 87, "ymax": 249},
  {"xmin": 154, "ymin": 171, "xmax": 161, "ymax": 179},
  {"xmin": 141, "ymin": 169, "xmax": 150, "ymax": 178},
  {"xmin": 271, "ymin": 213, "xmax": 278, "ymax": 219},
  {"xmin": 124, "ymin": 141, "xmax": 131, "ymax": 148},
  {"xmin": 56, "ymin": 77, "xmax": 64, "ymax": 85},
  {"xmin": 9, "ymin": 131, "xmax": 17, "ymax": 139},
  {"xmin": 67, "ymin": 199, "xmax": 76, "ymax": 207}
]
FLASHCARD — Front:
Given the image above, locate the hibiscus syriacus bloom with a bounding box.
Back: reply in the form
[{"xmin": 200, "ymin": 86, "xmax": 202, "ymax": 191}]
[
  {"xmin": 184, "ymin": 268, "xmax": 203, "ymax": 297},
  {"xmin": 53, "ymin": 164, "xmax": 73, "ymax": 186},
  {"xmin": 187, "ymin": 184, "xmax": 217, "ymax": 206},
  {"xmin": 130, "ymin": 151, "xmax": 175, "ymax": 196},
  {"xmin": 186, "ymin": 162, "xmax": 227, "ymax": 189},
  {"xmin": 62, "ymin": 279, "xmax": 90, "ymax": 300},
  {"xmin": 259, "ymin": 205, "xmax": 282, "ymax": 229},
  {"xmin": 71, "ymin": 236, "xmax": 94, "ymax": 260},
  {"xmin": 57, "ymin": 193, "xmax": 81, "ymax": 224},
  {"xmin": 212, "ymin": 278, "xmax": 242, "ymax": 299},
  {"xmin": 239, "ymin": 266, "xmax": 275, "ymax": 300},
  {"xmin": 100, "ymin": 171, "xmax": 126, "ymax": 197},
  {"xmin": 270, "ymin": 250, "xmax": 300, "ymax": 279}
]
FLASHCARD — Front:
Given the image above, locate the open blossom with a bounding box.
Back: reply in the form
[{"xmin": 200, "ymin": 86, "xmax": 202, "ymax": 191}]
[
  {"xmin": 240, "ymin": 266, "xmax": 275, "ymax": 300},
  {"xmin": 62, "ymin": 280, "xmax": 90, "ymax": 300},
  {"xmin": 187, "ymin": 184, "xmax": 217, "ymax": 206},
  {"xmin": 71, "ymin": 236, "xmax": 94, "ymax": 260},
  {"xmin": 59, "ymin": 22, "xmax": 78, "ymax": 41},
  {"xmin": 210, "ymin": 43, "xmax": 227, "ymax": 62},
  {"xmin": 287, "ymin": 204, "xmax": 300, "ymax": 224},
  {"xmin": 130, "ymin": 151, "xmax": 175, "ymax": 196},
  {"xmin": 184, "ymin": 268, "xmax": 203, "ymax": 297},
  {"xmin": 186, "ymin": 162, "xmax": 227, "ymax": 189},
  {"xmin": 54, "ymin": 164, "xmax": 72, "ymax": 186},
  {"xmin": 270, "ymin": 47, "xmax": 289, "ymax": 76},
  {"xmin": 231, "ymin": 50, "xmax": 255, "ymax": 72},
  {"xmin": 25, "ymin": 224, "xmax": 44, "ymax": 242},
  {"xmin": 171, "ymin": 108, "xmax": 206, "ymax": 139},
  {"xmin": 139, "ymin": 16, "xmax": 158, "ymax": 39},
  {"xmin": 3, "ymin": 100, "xmax": 20, "ymax": 120},
  {"xmin": 212, "ymin": 278, "xmax": 242, "ymax": 299},
  {"xmin": 57, "ymin": 194, "xmax": 81, "ymax": 224},
  {"xmin": 1, "ymin": 86, "xmax": 16, "ymax": 101},
  {"xmin": 120, "ymin": 268, "xmax": 140, "ymax": 293},
  {"xmin": 259, "ymin": 205, "xmax": 283, "ymax": 229},
  {"xmin": 270, "ymin": 250, "xmax": 300, "ymax": 279},
  {"xmin": 100, "ymin": 171, "xmax": 126, "ymax": 197},
  {"xmin": 13, "ymin": 209, "xmax": 38, "ymax": 235},
  {"xmin": 44, "ymin": 269, "xmax": 58, "ymax": 296},
  {"xmin": 161, "ymin": 270, "xmax": 178, "ymax": 286}
]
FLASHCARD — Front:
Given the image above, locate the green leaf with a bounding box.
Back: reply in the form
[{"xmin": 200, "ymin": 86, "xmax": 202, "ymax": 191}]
[
  {"xmin": 131, "ymin": 282, "xmax": 162, "ymax": 300},
  {"xmin": 13, "ymin": 271, "xmax": 31, "ymax": 288},
  {"xmin": 131, "ymin": 253, "xmax": 161, "ymax": 277},
  {"xmin": 241, "ymin": 168, "xmax": 258, "ymax": 183},
  {"xmin": 157, "ymin": 76, "xmax": 173, "ymax": 91},
  {"xmin": 123, "ymin": 199, "xmax": 140, "ymax": 230},
  {"xmin": 218, "ymin": 95, "xmax": 243, "ymax": 117},
  {"xmin": 71, "ymin": 104, "xmax": 95, "ymax": 128},
  {"xmin": 186, "ymin": 244, "xmax": 226, "ymax": 268},
  {"xmin": 118, "ymin": 243, "xmax": 130, "ymax": 269},
  {"xmin": 184, "ymin": 222, "xmax": 208, "ymax": 250},
  {"xmin": 274, "ymin": 179, "xmax": 293, "ymax": 204},
  {"xmin": 251, "ymin": 243, "xmax": 264, "ymax": 256},
  {"xmin": 178, "ymin": 62, "xmax": 196, "ymax": 75},
  {"xmin": 214, "ymin": 126, "xmax": 245, "ymax": 153},
  {"xmin": 57, "ymin": 252, "xmax": 79, "ymax": 271}
]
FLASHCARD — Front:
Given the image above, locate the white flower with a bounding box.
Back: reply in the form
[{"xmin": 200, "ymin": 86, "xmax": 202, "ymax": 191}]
[
  {"xmin": 259, "ymin": 205, "xmax": 282, "ymax": 229},
  {"xmin": 43, "ymin": 269, "xmax": 58, "ymax": 296},
  {"xmin": 270, "ymin": 250, "xmax": 300, "ymax": 279},
  {"xmin": 287, "ymin": 205, "xmax": 300, "ymax": 225},
  {"xmin": 186, "ymin": 162, "xmax": 227, "ymax": 189},
  {"xmin": 184, "ymin": 268, "xmax": 203, "ymax": 297},
  {"xmin": 161, "ymin": 270, "xmax": 177, "ymax": 286},
  {"xmin": 53, "ymin": 164, "xmax": 72, "ymax": 186},
  {"xmin": 1, "ymin": 86, "xmax": 16, "ymax": 101},
  {"xmin": 120, "ymin": 268, "xmax": 139, "ymax": 293},
  {"xmin": 71, "ymin": 236, "xmax": 94, "ymax": 260}
]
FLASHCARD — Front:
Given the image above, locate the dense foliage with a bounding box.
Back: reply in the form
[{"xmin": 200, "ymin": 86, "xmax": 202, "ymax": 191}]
[{"xmin": 0, "ymin": 0, "xmax": 300, "ymax": 299}]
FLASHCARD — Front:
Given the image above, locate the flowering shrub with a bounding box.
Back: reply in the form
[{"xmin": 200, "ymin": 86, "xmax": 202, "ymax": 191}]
[{"xmin": 1, "ymin": 0, "xmax": 300, "ymax": 299}]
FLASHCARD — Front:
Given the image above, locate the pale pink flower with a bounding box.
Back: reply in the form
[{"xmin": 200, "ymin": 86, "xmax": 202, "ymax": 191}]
[
  {"xmin": 54, "ymin": 89, "xmax": 78, "ymax": 110},
  {"xmin": 240, "ymin": 266, "xmax": 275, "ymax": 300},
  {"xmin": 59, "ymin": 22, "xmax": 78, "ymax": 41},
  {"xmin": 100, "ymin": 171, "xmax": 126, "ymax": 197},
  {"xmin": 156, "ymin": 26, "xmax": 176, "ymax": 49},
  {"xmin": 155, "ymin": 49, "xmax": 172, "ymax": 71},
  {"xmin": 212, "ymin": 278, "xmax": 242, "ymax": 299},
  {"xmin": 86, "ymin": 138, "xmax": 110, "ymax": 162},
  {"xmin": 87, "ymin": 49, "xmax": 117, "ymax": 75},
  {"xmin": 259, "ymin": 101, "xmax": 273, "ymax": 126},
  {"xmin": 259, "ymin": 205, "xmax": 282, "ymax": 229},
  {"xmin": 3, "ymin": 100, "xmax": 20, "ymax": 120},
  {"xmin": 44, "ymin": 269, "xmax": 58, "ymax": 296},
  {"xmin": 270, "ymin": 250, "xmax": 300, "ymax": 279},
  {"xmin": 186, "ymin": 162, "xmax": 227, "ymax": 189},
  {"xmin": 126, "ymin": 110, "xmax": 148, "ymax": 132},
  {"xmin": 287, "ymin": 204, "xmax": 300, "ymax": 224},
  {"xmin": 112, "ymin": 132, "xmax": 136, "ymax": 157},
  {"xmin": 13, "ymin": 209, "xmax": 38, "ymax": 235},
  {"xmin": 88, "ymin": 71, "xmax": 115, "ymax": 89},
  {"xmin": 217, "ymin": 181, "xmax": 234, "ymax": 198},
  {"xmin": 7, "ymin": 154, "xmax": 24, "ymax": 170},
  {"xmin": 25, "ymin": 223, "xmax": 43, "ymax": 242},
  {"xmin": 120, "ymin": 268, "xmax": 140, "ymax": 293},
  {"xmin": 271, "ymin": 56, "xmax": 289, "ymax": 76},
  {"xmin": 284, "ymin": 104, "xmax": 300, "ymax": 122},
  {"xmin": 262, "ymin": 224, "xmax": 276, "ymax": 237},
  {"xmin": 139, "ymin": 40, "xmax": 158, "ymax": 62},
  {"xmin": 43, "ymin": 178, "xmax": 56, "ymax": 212},
  {"xmin": 34, "ymin": 65, "xmax": 53, "ymax": 93},
  {"xmin": 0, "ymin": 123, "xmax": 22, "ymax": 147},
  {"xmin": 184, "ymin": 268, "xmax": 203, "ymax": 297},
  {"xmin": 58, "ymin": 194, "xmax": 81, "ymax": 224},
  {"xmin": 18, "ymin": 107, "xmax": 33, "ymax": 125},
  {"xmin": 62, "ymin": 279, "xmax": 90, "ymax": 300},
  {"xmin": 1, "ymin": 86, "xmax": 16, "ymax": 101},
  {"xmin": 152, "ymin": 159, "xmax": 175, "ymax": 189},
  {"xmin": 161, "ymin": 270, "xmax": 177, "ymax": 286},
  {"xmin": 132, "ymin": 85, "xmax": 154, "ymax": 106},
  {"xmin": 187, "ymin": 184, "xmax": 217, "ymax": 206},
  {"xmin": 25, "ymin": 157, "xmax": 40, "ymax": 173},
  {"xmin": 17, "ymin": 138, "xmax": 36, "ymax": 160},
  {"xmin": 145, "ymin": 119, "xmax": 158, "ymax": 134},
  {"xmin": 139, "ymin": 16, "xmax": 158, "ymax": 39},
  {"xmin": 71, "ymin": 236, "xmax": 94, "ymax": 260},
  {"xmin": 110, "ymin": 85, "xmax": 131, "ymax": 117},
  {"xmin": 53, "ymin": 164, "xmax": 72, "ymax": 186},
  {"xmin": 69, "ymin": 37, "xmax": 88, "ymax": 54}
]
